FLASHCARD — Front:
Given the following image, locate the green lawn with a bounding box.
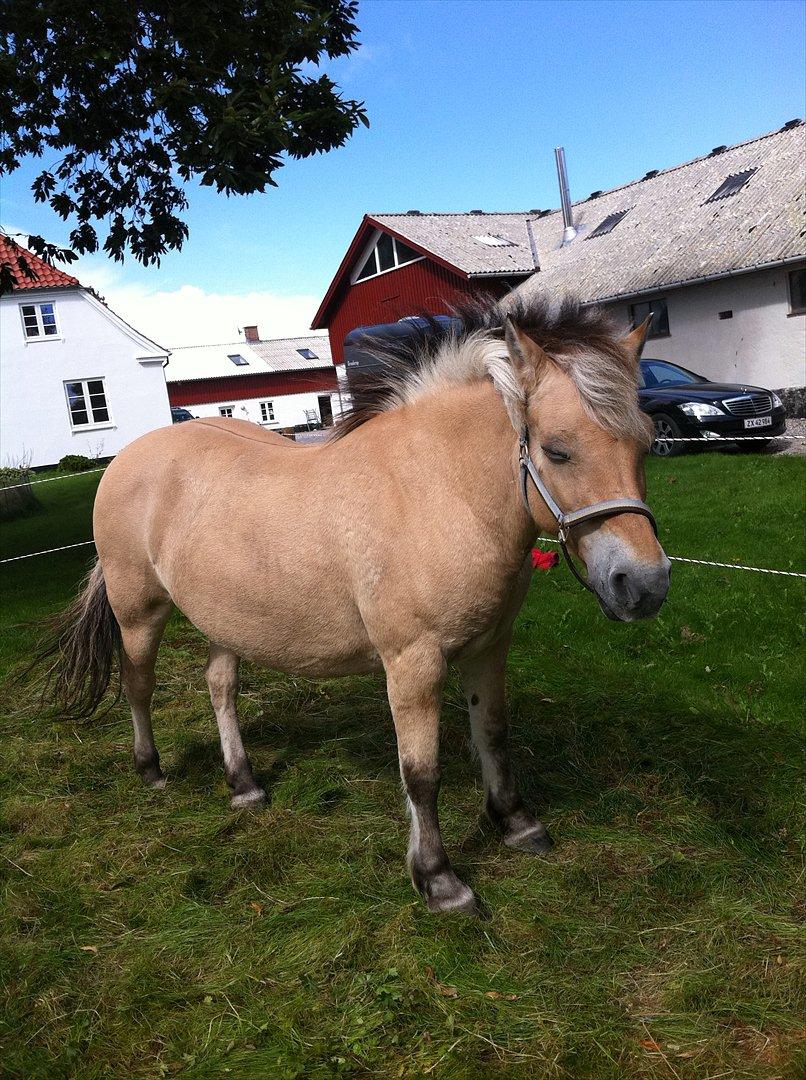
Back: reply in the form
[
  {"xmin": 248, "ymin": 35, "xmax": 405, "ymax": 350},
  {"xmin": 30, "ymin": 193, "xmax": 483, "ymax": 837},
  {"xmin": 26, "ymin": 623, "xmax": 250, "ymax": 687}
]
[{"xmin": 1, "ymin": 454, "xmax": 804, "ymax": 1079}]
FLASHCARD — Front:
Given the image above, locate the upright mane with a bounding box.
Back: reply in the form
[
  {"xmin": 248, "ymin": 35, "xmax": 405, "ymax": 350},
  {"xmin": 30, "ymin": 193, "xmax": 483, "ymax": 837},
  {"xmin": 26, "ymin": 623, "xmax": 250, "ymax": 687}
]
[{"xmin": 331, "ymin": 292, "xmax": 649, "ymax": 443}]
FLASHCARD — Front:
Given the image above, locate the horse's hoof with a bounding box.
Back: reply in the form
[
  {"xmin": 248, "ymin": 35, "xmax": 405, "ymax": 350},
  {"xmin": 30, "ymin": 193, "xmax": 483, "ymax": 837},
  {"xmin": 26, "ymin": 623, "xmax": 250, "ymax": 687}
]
[
  {"xmin": 149, "ymin": 776, "xmax": 167, "ymax": 791},
  {"xmin": 504, "ymin": 825, "xmax": 554, "ymax": 854},
  {"xmin": 231, "ymin": 787, "xmax": 266, "ymax": 810},
  {"xmin": 426, "ymin": 879, "xmax": 478, "ymax": 916}
]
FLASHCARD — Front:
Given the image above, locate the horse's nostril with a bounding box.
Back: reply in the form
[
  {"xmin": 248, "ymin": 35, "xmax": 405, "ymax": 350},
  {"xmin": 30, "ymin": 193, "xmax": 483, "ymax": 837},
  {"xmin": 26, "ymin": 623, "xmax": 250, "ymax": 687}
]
[{"xmin": 609, "ymin": 570, "xmax": 634, "ymax": 605}]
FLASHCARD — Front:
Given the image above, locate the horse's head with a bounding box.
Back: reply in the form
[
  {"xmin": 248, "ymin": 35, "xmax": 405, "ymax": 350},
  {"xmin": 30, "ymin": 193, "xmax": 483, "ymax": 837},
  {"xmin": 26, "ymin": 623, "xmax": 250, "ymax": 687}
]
[{"xmin": 504, "ymin": 312, "xmax": 670, "ymax": 621}]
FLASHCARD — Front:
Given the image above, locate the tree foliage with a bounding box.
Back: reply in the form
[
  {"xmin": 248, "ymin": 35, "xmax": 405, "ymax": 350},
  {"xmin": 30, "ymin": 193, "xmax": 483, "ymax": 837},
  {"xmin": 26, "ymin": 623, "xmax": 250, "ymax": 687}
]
[{"xmin": 0, "ymin": 1, "xmax": 367, "ymax": 265}]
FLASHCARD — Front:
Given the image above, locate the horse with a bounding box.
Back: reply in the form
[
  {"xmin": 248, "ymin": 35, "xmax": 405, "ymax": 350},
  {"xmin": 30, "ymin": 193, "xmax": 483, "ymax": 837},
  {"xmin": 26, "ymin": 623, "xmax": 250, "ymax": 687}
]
[{"xmin": 37, "ymin": 294, "xmax": 670, "ymax": 914}]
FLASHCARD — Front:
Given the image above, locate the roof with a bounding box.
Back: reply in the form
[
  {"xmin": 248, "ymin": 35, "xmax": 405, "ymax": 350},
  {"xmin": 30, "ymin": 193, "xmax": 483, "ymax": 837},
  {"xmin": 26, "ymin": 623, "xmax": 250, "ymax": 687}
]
[
  {"xmin": 0, "ymin": 235, "xmax": 81, "ymax": 291},
  {"xmin": 313, "ymin": 120, "xmax": 806, "ymax": 326},
  {"xmin": 166, "ymin": 333, "xmax": 332, "ymax": 383}
]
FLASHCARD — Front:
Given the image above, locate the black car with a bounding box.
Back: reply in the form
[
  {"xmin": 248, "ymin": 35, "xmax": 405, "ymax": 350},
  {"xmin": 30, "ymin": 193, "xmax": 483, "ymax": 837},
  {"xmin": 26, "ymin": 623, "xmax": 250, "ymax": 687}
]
[
  {"xmin": 171, "ymin": 406, "xmax": 196, "ymax": 423},
  {"xmin": 639, "ymin": 359, "xmax": 786, "ymax": 456}
]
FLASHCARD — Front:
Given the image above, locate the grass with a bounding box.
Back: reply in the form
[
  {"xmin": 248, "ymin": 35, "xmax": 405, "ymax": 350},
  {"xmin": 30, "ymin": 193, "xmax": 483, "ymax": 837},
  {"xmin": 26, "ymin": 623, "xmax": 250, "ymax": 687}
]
[{"xmin": 0, "ymin": 453, "xmax": 804, "ymax": 1078}]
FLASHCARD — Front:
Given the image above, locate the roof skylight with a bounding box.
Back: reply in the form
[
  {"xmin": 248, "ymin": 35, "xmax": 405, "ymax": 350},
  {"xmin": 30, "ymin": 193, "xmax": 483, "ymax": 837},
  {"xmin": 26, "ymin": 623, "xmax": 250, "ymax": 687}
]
[
  {"xmin": 473, "ymin": 233, "xmax": 516, "ymax": 247},
  {"xmin": 228, "ymin": 354, "xmax": 249, "ymax": 366},
  {"xmin": 296, "ymin": 348, "xmax": 318, "ymax": 360},
  {"xmin": 705, "ymin": 168, "xmax": 757, "ymax": 203},
  {"xmin": 587, "ymin": 209, "xmax": 630, "ymax": 239}
]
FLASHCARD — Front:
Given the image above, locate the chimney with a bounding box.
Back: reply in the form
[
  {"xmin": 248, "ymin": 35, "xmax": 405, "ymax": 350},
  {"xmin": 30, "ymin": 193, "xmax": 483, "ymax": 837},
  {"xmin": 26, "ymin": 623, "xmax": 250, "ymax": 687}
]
[
  {"xmin": 554, "ymin": 147, "xmax": 577, "ymax": 245},
  {"xmin": 243, "ymin": 325, "xmax": 259, "ymax": 343}
]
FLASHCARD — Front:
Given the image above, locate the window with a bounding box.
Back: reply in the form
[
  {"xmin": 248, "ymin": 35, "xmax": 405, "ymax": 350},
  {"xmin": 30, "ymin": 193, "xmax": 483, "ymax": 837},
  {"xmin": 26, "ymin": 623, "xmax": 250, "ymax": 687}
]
[
  {"xmin": 260, "ymin": 401, "xmax": 275, "ymax": 422},
  {"xmin": 630, "ymin": 297, "xmax": 670, "ymax": 338},
  {"xmin": 64, "ymin": 379, "xmax": 110, "ymax": 428},
  {"xmin": 587, "ymin": 209, "xmax": 630, "ymax": 239},
  {"xmin": 228, "ymin": 353, "xmax": 249, "ymax": 366},
  {"xmin": 219, "ymin": 406, "xmax": 234, "ymax": 417},
  {"xmin": 20, "ymin": 302, "xmax": 58, "ymax": 339},
  {"xmin": 353, "ymin": 232, "xmax": 423, "ymax": 282},
  {"xmin": 473, "ymin": 233, "xmax": 517, "ymax": 247},
  {"xmin": 706, "ymin": 168, "xmax": 756, "ymax": 203},
  {"xmin": 639, "ymin": 360, "xmax": 704, "ymax": 389},
  {"xmin": 788, "ymin": 268, "xmax": 806, "ymax": 314},
  {"xmin": 296, "ymin": 348, "xmax": 319, "ymax": 360}
]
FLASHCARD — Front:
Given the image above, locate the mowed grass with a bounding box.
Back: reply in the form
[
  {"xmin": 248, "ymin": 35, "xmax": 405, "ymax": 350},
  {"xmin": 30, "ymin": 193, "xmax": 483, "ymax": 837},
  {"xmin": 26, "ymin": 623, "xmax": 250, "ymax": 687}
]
[{"xmin": 0, "ymin": 453, "xmax": 804, "ymax": 1079}]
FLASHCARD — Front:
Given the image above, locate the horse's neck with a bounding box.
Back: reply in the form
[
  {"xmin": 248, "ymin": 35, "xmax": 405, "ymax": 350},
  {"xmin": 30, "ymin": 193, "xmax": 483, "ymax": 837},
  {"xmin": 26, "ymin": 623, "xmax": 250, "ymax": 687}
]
[{"xmin": 393, "ymin": 379, "xmax": 537, "ymax": 557}]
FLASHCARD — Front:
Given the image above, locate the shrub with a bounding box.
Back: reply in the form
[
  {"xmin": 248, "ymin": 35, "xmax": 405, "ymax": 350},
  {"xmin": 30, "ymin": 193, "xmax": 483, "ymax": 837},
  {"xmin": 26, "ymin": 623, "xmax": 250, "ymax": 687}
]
[
  {"xmin": 57, "ymin": 454, "xmax": 97, "ymax": 473},
  {"xmin": 0, "ymin": 465, "xmax": 40, "ymax": 521}
]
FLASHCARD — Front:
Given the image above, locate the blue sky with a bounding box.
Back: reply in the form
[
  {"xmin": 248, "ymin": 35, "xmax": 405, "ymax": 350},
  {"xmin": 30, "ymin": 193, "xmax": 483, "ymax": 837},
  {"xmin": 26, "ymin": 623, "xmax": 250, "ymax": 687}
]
[{"xmin": 3, "ymin": 0, "xmax": 805, "ymax": 345}]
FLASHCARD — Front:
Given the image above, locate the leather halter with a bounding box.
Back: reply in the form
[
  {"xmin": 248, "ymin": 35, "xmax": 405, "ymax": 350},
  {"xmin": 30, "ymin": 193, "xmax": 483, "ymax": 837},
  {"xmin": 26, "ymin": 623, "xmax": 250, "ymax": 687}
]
[{"xmin": 518, "ymin": 429, "xmax": 658, "ymax": 593}]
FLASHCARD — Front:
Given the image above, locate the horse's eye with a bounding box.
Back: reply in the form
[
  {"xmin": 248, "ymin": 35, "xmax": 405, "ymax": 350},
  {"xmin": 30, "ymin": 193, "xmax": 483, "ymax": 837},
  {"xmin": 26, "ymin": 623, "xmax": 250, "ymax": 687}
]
[{"xmin": 541, "ymin": 446, "xmax": 570, "ymax": 464}]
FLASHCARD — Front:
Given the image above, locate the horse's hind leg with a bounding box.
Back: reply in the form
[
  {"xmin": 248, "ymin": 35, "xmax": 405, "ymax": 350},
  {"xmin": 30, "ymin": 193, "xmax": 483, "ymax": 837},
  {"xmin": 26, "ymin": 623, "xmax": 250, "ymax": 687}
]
[
  {"xmin": 458, "ymin": 636, "xmax": 553, "ymax": 854},
  {"xmin": 119, "ymin": 603, "xmax": 172, "ymax": 789},
  {"xmin": 205, "ymin": 644, "xmax": 265, "ymax": 809}
]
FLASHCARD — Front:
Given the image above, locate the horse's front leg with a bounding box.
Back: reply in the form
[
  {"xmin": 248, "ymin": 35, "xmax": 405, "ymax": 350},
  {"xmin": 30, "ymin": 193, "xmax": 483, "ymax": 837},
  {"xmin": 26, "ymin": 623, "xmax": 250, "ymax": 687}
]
[
  {"xmin": 458, "ymin": 637, "xmax": 553, "ymax": 854},
  {"xmin": 384, "ymin": 646, "xmax": 477, "ymax": 915}
]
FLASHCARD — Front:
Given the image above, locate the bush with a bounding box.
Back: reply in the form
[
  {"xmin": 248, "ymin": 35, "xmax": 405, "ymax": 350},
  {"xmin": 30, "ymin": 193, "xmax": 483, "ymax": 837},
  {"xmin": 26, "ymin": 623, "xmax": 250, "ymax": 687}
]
[
  {"xmin": 0, "ymin": 465, "xmax": 41, "ymax": 521},
  {"xmin": 57, "ymin": 454, "xmax": 97, "ymax": 473}
]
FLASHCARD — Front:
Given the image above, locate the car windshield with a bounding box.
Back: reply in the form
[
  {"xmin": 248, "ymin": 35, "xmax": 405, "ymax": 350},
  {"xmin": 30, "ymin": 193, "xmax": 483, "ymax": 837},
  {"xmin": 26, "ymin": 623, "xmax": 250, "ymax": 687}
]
[{"xmin": 639, "ymin": 359, "xmax": 707, "ymax": 389}]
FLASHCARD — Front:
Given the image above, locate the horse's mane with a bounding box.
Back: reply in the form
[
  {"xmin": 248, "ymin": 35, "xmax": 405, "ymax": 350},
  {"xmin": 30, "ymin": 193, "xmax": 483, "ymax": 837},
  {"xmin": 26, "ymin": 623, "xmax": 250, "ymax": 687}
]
[{"xmin": 331, "ymin": 292, "xmax": 649, "ymax": 443}]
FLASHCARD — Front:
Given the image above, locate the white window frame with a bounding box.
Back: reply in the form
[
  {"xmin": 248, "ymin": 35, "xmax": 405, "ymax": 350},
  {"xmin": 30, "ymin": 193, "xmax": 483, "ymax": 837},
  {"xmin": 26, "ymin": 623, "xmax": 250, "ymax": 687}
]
[
  {"xmin": 64, "ymin": 377, "xmax": 114, "ymax": 431},
  {"xmin": 350, "ymin": 230, "xmax": 425, "ymax": 284},
  {"xmin": 259, "ymin": 401, "xmax": 276, "ymax": 423},
  {"xmin": 219, "ymin": 406, "xmax": 234, "ymax": 417},
  {"xmin": 20, "ymin": 301, "xmax": 61, "ymax": 341}
]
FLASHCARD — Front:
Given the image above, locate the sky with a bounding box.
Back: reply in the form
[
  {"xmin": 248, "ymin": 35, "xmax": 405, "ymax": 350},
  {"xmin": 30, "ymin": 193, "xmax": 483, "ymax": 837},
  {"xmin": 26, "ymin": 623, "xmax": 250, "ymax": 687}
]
[{"xmin": 2, "ymin": 0, "xmax": 805, "ymax": 347}]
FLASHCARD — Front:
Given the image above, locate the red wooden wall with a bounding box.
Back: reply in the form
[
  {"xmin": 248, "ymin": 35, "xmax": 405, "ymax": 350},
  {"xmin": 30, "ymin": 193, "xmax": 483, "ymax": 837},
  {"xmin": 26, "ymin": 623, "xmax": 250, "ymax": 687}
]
[
  {"xmin": 324, "ymin": 258, "xmax": 524, "ymax": 363},
  {"xmin": 168, "ymin": 367, "xmax": 338, "ymax": 407}
]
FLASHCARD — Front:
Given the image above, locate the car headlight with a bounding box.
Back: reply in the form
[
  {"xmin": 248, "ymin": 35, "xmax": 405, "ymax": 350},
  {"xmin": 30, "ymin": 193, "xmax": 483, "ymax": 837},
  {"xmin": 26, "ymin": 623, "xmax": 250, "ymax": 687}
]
[
  {"xmin": 771, "ymin": 392, "xmax": 783, "ymax": 409},
  {"xmin": 680, "ymin": 402, "xmax": 724, "ymax": 419}
]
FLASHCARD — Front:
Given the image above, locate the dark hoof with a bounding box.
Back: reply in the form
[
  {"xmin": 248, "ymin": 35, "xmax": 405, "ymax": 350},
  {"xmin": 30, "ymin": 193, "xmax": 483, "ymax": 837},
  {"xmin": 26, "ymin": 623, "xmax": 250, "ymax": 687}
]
[
  {"xmin": 231, "ymin": 787, "xmax": 266, "ymax": 810},
  {"xmin": 504, "ymin": 825, "xmax": 554, "ymax": 854},
  {"xmin": 135, "ymin": 755, "xmax": 165, "ymax": 789},
  {"xmin": 423, "ymin": 873, "xmax": 478, "ymax": 915}
]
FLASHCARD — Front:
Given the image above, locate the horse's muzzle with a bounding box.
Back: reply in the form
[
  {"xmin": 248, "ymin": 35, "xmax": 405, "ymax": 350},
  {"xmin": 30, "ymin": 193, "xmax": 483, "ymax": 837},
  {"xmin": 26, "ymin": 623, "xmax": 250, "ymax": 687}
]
[{"xmin": 595, "ymin": 556, "xmax": 671, "ymax": 621}]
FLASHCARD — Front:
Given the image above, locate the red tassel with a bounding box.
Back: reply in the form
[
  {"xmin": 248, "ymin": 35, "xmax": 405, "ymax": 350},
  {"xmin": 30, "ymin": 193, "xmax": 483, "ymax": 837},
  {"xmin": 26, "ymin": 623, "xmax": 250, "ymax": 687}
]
[{"xmin": 531, "ymin": 548, "xmax": 559, "ymax": 570}]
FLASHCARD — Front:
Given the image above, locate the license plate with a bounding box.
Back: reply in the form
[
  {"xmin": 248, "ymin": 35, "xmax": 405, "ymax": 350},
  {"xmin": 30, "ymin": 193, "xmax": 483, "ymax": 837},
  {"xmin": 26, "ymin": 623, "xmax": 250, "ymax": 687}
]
[{"xmin": 744, "ymin": 416, "xmax": 772, "ymax": 429}]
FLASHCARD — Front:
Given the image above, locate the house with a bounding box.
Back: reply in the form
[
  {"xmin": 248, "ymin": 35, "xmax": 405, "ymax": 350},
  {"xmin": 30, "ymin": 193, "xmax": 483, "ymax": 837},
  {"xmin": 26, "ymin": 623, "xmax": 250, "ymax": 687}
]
[
  {"xmin": 165, "ymin": 327, "xmax": 343, "ymax": 430},
  {"xmin": 0, "ymin": 236, "xmax": 172, "ymax": 468},
  {"xmin": 312, "ymin": 120, "xmax": 806, "ymax": 404}
]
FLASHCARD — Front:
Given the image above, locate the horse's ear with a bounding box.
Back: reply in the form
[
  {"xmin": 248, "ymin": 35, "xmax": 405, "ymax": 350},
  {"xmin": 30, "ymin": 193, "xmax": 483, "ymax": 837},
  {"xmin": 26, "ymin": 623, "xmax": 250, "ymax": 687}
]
[
  {"xmin": 620, "ymin": 315, "xmax": 652, "ymax": 365},
  {"xmin": 504, "ymin": 317, "xmax": 551, "ymax": 377}
]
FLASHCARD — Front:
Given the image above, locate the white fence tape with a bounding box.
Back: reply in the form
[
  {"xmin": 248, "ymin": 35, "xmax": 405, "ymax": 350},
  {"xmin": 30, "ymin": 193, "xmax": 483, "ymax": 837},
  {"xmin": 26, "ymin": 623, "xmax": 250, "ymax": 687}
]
[{"xmin": 1, "ymin": 467, "xmax": 105, "ymax": 492}]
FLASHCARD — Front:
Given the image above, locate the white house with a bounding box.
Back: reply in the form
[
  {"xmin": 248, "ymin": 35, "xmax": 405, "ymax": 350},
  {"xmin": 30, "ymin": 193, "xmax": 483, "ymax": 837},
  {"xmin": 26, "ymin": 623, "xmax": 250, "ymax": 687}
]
[
  {"xmin": 166, "ymin": 326, "xmax": 345, "ymax": 431},
  {"xmin": 0, "ymin": 237, "xmax": 172, "ymax": 468}
]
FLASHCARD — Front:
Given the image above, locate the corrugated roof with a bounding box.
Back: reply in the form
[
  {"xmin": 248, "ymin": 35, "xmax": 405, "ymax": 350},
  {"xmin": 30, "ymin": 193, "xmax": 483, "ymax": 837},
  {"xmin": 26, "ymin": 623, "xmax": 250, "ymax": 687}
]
[
  {"xmin": 166, "ymin": 334, "xmax": 332, "ymax": 383},
  {"xmin": 371, "ymin": 120, "xmax": 806, "ymax": 302},
  {"xmin": 0, "ymin": 235, "xmax": 81, "ymax": 291}
]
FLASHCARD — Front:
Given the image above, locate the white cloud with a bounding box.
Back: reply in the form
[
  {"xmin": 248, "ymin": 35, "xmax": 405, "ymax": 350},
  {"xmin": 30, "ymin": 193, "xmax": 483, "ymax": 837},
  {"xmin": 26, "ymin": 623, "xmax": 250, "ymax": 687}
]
[{"xmin": 76, "ymin": 259, "xmax": 321, "ymax": 348}]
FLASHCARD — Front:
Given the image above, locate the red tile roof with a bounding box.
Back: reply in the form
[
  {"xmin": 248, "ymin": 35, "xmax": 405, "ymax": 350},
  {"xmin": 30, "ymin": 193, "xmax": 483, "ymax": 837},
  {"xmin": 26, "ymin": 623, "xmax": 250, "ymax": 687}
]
[{"xmin": 0, "ymin": 235, "xmax": 81, "ymax": 291}]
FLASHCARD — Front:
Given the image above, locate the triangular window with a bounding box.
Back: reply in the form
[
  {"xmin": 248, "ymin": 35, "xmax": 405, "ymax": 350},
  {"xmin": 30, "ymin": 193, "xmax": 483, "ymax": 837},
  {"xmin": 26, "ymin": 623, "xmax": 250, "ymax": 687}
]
[{"xmin": 354, "ymin": 231, "xmax": 423, "ymax": 282}]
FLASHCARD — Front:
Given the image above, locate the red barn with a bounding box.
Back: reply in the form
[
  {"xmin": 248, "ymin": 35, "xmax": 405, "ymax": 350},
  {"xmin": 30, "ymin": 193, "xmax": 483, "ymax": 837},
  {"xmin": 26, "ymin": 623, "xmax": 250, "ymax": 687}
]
[{"xmin": 311, "ymin": 213, "xmax": 538, "ymax": 362}]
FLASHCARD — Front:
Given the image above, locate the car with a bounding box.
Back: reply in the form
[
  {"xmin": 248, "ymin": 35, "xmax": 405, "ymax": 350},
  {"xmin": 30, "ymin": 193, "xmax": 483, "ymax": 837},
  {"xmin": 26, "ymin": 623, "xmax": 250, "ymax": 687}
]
[
  {"xmin": 171, "ymin": 406, "xmax": 196, "ymax": 423},
  {"xmin": 638, "ymin": 359, "xmax": 787, "ymax": 456}
]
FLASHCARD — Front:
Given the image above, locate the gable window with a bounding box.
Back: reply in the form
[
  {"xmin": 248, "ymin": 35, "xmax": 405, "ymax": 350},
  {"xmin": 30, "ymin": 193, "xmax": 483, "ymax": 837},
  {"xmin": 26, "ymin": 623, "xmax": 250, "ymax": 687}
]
[
  {"xmin": 64, "ymin": 378, "xmax": 110, "ymax": 428},
  {"xmin": 353, "ymin": 232, "xmax": 423, "ymax": 283},
  {"xmin": 587, "ymin": 209, "xmax": 630, "ymax": 240},
  {"xmin": 228, "ymin": 353, "xmax": 249, "ymax": 366},
  {"xmin": 706, "ymin": 168, "xmax": 757, "ymax": 203},
  {"xmin": 630, "ymin": 297, "xmax": 670, "ymax": 339},
  {"xmin": 260, "ymin": 401, "xmax": 275, "ymax": 422},
  {"xmin": 296, "ymin": 348, "xmax": 318, "ymax": 360},
  {"xmin": 788, "ymin": 268, "xmax": 806, "ymax": 315},
  {"xmin": 219, "ymin": 406, "xmax": 234, "ymax": 417},
  {"xmin": 21, "ymin": 301, "xmax": 58, "ymax": 339}
]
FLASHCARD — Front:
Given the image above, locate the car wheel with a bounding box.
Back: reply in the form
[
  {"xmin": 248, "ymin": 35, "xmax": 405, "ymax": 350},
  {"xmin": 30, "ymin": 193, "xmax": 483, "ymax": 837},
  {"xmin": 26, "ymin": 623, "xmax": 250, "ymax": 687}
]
[{"xmin": 651, "ymin": 413, "xmax": 684, "ymax": 457}]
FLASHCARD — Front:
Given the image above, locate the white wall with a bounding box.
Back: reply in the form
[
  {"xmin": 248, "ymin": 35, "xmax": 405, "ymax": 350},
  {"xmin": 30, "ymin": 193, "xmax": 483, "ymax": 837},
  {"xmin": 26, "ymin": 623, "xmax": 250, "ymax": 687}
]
[
  {"xmin": 0, "ymin": 289, "xmax": 172, "ymax": 467},
  {"xmin": 608, "ymin": 266, "xmax": 806, "ymax": 389},
  {"xmin": 182, "ymin": 382, "xmax": 346, "ymax": 429}
]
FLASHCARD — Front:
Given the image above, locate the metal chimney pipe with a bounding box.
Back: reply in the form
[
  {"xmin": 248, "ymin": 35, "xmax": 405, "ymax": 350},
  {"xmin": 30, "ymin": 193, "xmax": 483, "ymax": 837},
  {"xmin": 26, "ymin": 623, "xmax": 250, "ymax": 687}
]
[{"xmin": 554, "ymin": 147, "xmax": 577, "ymax": 245}]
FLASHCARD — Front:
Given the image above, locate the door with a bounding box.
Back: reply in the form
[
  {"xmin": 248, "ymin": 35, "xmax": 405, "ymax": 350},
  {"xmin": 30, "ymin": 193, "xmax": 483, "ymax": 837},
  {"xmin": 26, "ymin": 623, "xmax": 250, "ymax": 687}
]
[{"xmin": 317, "ymin": 395, "xmax": 334, "ymax": 427}]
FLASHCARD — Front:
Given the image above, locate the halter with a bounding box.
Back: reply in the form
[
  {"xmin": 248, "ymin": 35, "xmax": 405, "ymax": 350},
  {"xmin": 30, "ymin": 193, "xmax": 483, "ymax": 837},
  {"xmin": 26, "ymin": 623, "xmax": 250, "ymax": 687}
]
[{"xmin": 518, "ymin": 429, "xmax": 658, "ymax": 593}]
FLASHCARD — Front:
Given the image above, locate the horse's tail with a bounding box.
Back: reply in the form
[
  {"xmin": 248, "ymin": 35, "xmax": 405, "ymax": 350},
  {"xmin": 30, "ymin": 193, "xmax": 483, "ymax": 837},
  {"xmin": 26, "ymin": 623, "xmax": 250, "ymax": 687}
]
[{"xmin": 28, "ymin": 560, "xmax": 122, "ymax": 721}]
